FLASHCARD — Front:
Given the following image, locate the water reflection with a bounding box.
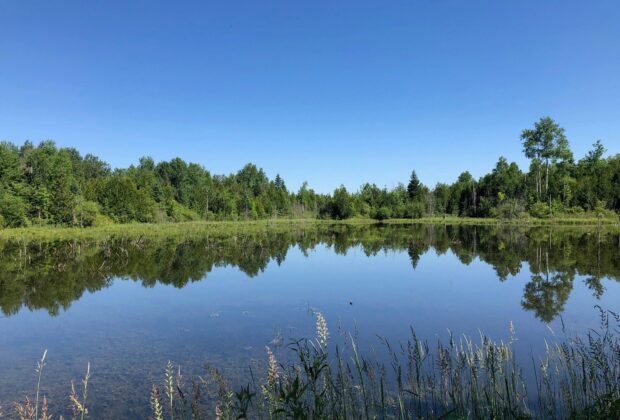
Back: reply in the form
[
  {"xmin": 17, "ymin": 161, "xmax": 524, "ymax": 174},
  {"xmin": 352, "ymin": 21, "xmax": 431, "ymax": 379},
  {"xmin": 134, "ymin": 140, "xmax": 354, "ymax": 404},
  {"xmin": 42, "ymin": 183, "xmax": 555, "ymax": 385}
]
[{"xmin": 0, "ymin": 224, "xmax": 618, "ymax": 322}]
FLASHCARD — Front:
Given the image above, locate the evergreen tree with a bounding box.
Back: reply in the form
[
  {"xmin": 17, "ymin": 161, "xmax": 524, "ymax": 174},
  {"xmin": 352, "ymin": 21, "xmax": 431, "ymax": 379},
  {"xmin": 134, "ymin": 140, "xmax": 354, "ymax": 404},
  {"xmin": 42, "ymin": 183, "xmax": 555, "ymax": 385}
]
[{"xmin": 407, "ymin": 170, "xmax": 421, "ymax": 200}]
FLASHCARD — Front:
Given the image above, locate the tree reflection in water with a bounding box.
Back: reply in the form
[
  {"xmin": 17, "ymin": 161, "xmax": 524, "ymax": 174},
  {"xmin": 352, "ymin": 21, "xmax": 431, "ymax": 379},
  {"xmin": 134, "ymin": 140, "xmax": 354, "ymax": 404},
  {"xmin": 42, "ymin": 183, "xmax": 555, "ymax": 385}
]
[{"xmin": 0, "ymin": 224, "xmax": 618, "ymax": 322}]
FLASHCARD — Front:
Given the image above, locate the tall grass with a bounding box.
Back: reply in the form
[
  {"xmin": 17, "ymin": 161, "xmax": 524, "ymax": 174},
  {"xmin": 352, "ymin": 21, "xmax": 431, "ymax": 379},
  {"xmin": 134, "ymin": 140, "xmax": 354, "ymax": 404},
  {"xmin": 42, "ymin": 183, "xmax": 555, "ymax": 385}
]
[
  {"xmin": 0, "ymin": 216, "xmax": 617, "ymax": 242},
  {"xmin": 11, "ymin": 354, "xmax": 90, "ymax": 420},
  {"xmin": 4, "ymin": 309, "xmax": 618, "ymax": 419},
  {"xmin": 147, "ymin": 308, "xmax": 618, "ymax": 419}
]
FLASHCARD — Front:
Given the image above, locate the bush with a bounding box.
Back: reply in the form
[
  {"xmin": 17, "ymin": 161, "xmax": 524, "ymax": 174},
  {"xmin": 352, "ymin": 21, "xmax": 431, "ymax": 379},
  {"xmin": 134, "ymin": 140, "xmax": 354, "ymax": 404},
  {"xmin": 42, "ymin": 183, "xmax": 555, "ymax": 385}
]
[
  {"xmin": 562, "ymin": 206, "xmax": 585, "ymax": 215},
  {"xmin": 168, "ymin": 201, "xmax": 200, "ymax": 222},
  {"xmin": 355, "ymin": 202, "xmax": 372, "ymax": 218},
  {"xmin": 74, "ymin": 201, "xmax": 105, "ymax": 227},
  {"xmin": 403, "ymin": 201, "xmax": 424, "ymax": 219},
  {"xmin": 493, "ymin": 199, "xmax": 525, "ymax": 219},
  {"xmin": 372, "ymin": 206, "xmax": 392, "ymax": 221},
  {"xmin": 91, "ymin": 213, "xmax": 114, "ymax": 227},
  {"xmin": 529, "ymin": 201, "xmax": 551, "ymax": 218}
]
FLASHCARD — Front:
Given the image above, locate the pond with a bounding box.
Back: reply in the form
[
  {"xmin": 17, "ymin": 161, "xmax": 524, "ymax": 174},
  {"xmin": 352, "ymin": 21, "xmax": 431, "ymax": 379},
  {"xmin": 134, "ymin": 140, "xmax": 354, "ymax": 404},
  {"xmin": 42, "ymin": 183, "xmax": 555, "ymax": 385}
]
[{"xmin": 0, "ymin": 223, "xmax": 618, "ymax": 418}]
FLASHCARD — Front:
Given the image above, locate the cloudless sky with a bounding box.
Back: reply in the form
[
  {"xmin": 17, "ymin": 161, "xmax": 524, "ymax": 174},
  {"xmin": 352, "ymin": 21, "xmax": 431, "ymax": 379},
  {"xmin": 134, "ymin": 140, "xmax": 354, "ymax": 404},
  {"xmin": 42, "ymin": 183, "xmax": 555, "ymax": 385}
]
[{"xmin": 1, "ymin": 1, "xmax": 619, "ymax": 193}]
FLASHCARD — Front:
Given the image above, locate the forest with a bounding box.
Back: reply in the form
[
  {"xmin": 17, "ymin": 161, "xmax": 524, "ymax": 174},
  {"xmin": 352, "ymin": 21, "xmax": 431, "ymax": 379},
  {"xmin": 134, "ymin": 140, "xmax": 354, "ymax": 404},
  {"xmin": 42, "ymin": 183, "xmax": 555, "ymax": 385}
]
[{"xmin": 0, "ymin": 117, "xmax": 618, "ymax": 228}]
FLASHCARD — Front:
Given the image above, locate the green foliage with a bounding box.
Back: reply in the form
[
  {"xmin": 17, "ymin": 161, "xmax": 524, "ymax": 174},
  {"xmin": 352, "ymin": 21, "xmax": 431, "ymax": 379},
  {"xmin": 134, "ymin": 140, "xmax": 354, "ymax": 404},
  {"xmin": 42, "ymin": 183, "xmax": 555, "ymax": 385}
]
[
  {"xmin": 73, "ymin": 200, "xmax": 111, "ymax": 227},
  {"xmin": 521, "ymin": 117, "xmax": 573, "ymax": 202},
  {"xmin": 96, "ymin": 176, "xmax": 156, "ymax": 223},
  {"xmin": 322, "ymin": 186, "xmax": 354, "ymax": 219},
  {"xmin": 0, "ymin": 192, "xmax": 28, "ymax": 227},
  {"xmin": 403, "ymin": 201, "xmax": 425, "ymax": 218},
  {"xmin": 372, "ymin": 206, "xmax": 392, "ymax": 220},
  {"xmin": 0, "ymin": 119, "xmax": 619, "ymax": 229},
  {"xmin": 167, "ymin": 201, "xmax": 201, "ymax": 222},
  {"xmin": 0, "ymin": 142, "xmax": 21, "ymax": 186},
  {"xmin": 407, "ymin": 170, "xmax": 421, "ymax": 200},
  {"xmin": 491, "ymin": 198, "xmax": 525, "ymax": 219},
  {"xmin": 529, "ymin": 201, "xmax": 552, "ymax": 218}
]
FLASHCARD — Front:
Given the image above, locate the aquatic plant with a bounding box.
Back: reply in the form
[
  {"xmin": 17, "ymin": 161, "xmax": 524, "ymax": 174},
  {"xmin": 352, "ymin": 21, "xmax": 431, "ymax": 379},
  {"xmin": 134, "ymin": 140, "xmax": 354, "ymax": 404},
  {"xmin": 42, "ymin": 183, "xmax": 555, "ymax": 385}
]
[
  {"xmin": 315, "ymin": 311, "xmax": 330, "ymax": 349},
  {"xmin": 142, "ymin": 307, "xmax": 619, "ymax": 419},
  {"xmin": 69, "ymin": 362, "xmax": 90, "ymax": 420},
  {"xmin": 4, "ymin": 308, "xmax": 619, "ymax": 418}
]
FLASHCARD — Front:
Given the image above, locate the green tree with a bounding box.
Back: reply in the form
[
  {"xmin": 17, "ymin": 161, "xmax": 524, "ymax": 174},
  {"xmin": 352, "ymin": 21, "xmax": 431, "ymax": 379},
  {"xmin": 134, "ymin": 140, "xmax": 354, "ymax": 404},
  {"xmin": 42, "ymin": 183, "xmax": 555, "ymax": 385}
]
[
  {"xmin": 407, "ymin": 170, "xmax": 422, "ymax": 200},
  {"xmin": 521, "ymin": 117, "xmax": 572, "ymax": 200},
  {"xmin": 325, "ymin": 186, "xmax": 354, "ymax": 219},
  {"xmin": 433, "ymin": 183, "xmax": 450, "ymax": 216},
  {"xmin": 0, "ymin": 142, "xmax": 22, "ymax": 186},
  {"xmin": 0, "ymin": 192, "xmax": 28, "ymax": 227}
]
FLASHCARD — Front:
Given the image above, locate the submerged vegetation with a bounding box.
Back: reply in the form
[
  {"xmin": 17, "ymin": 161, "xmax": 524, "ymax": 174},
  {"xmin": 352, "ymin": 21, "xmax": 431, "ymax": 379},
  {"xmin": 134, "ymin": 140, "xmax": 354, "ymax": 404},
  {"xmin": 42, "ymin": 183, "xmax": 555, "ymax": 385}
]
[
  {"xmin": 1, "ymin": 118, "xmax": 619, "ymax": 229},
  {"xmin": 6, "ymin": 309, "xmax": 620, "ymax": 419}
]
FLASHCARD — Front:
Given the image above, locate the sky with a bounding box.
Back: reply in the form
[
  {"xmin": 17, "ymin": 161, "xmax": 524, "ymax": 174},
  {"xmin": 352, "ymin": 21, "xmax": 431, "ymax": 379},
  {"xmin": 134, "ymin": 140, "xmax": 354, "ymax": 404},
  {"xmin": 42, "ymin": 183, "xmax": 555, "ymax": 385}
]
[{"xmin": 1, "ymin": 1, "xmax": 619, "ymax": 193}]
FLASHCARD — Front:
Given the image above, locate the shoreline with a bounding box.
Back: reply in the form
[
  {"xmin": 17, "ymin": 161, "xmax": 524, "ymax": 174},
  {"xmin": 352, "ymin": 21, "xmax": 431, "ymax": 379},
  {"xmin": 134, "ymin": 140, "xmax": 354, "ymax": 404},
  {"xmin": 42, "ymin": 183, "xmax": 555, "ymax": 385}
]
[{"xmin": 0, "ymin": 216, "xmax": 618, "ymax": 241}]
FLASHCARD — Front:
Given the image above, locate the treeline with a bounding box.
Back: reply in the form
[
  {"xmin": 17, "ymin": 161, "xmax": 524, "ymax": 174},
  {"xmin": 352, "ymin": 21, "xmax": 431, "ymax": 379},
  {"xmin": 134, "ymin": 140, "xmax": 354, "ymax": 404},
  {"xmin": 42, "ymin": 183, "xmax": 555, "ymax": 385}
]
[{"xmin": 0, "ymin": 117, "xmax": 619, "ymax": 227}]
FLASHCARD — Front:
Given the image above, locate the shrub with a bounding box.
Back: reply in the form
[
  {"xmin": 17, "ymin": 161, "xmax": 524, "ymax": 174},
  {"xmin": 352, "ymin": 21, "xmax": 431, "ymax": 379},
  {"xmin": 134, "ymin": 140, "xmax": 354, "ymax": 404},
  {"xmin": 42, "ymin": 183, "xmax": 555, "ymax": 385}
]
[
  {"xmin": 494, "ymin": 199, "xmax": 525, "ymax": 219},
  {"xmin": 529, "ymin": 201, "xmax": 552, "ymax": 218},
  {"xmin": 74, "ymin": 200, "xmax": 105, "ymax": 227},
  {"xmin": 372, "ymin": 206, "xmax": 392, "ymax": 221},
  {"xmin": 403, "ymin": 201, "xmax": 424, "ymax": 218},
  {"xmin": 562, "ymin": 206, "xmax": 585, "ymax": 215},
  {"xmin": 168, "ymin": 201, "xmax": 200, "ymax": 222},
  {"xmin": 91, "ymin": 213, "xmax": 114, "ymax": 227}
]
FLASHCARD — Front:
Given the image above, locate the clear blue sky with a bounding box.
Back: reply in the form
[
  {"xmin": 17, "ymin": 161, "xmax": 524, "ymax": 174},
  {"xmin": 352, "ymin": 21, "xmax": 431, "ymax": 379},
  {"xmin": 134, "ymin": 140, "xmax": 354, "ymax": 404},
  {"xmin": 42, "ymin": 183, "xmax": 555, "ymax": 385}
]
[{"xmin": 1, "ymin": 1, "xmax": 619, "ymax": 193}]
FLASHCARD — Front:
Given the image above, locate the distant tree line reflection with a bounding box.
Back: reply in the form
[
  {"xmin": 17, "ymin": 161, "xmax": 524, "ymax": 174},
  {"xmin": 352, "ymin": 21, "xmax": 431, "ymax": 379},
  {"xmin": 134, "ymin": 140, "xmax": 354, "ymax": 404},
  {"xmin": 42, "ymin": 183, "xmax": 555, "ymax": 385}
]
[{"xmin": 0, "ymin": 224, "xmax": 618, "ymax": 322}]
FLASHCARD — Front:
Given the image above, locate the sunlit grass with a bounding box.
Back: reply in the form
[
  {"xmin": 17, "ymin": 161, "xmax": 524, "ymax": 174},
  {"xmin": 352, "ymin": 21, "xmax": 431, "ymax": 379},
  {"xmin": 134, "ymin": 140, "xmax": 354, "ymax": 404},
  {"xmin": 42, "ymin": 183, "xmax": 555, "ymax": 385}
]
[{"xmin": 0, "ymin": 215, "xmax": 617, "ymax": 242}]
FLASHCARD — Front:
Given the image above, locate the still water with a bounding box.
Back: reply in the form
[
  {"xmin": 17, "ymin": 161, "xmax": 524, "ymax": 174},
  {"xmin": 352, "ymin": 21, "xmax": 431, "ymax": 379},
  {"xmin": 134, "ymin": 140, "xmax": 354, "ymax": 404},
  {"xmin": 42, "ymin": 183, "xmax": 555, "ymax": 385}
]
[{"xmin": 0, "ymin": 224, "xmax": 619, "ymax": 417}]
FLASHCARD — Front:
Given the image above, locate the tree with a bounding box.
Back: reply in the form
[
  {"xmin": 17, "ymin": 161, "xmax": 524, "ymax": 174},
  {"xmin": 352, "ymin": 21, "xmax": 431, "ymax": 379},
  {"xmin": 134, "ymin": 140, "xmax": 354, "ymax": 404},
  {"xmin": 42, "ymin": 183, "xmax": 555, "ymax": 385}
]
[
  {"xmin": 96, "ymin": 176, "xmax": 155, "ymax": 223},
  {"xmin": 274, "ymin": 174, "xmax": 284, "ymax": 190},
  {"xmin": 521, "ymin": 117, "xmax": 572, "ymax": 200},
  {"xmin": 297, "ymin": 181, "xmax": 316, "ymax": 214},
  {"xmin": 575, "ymin": 140, "xmax": 608, "ymax": 210},
  {"xmin": 407, "ymin": 170, "xmax": 422, "ymax": 200},
  {"xmin": 433, "ymin": 183, "xmax": 450, "ymax": 216},
  {"xmin": 324, "ymin": 186, "xmax": 354, "ymax": 219},
  {"xmin": 586, "ymin": 140, "xmax": 606, "ymax": 166},
  {"xmin": 0, "ymin": 142, "xmax": 22, "ymax": 186},
  {"xmin": 48, "ymin": 151, "xmax": 77, "ymax": 224},
  {"xmin": 0, "ymin": 192, "xmax": 28, "ymax": 227},
  {"xmin": 449, "ymin": 172, "xmax": 477, "ymax": 216},
  {"xmin": 0, "ymin": 126, "xmax": 617, "ymax": 229}
]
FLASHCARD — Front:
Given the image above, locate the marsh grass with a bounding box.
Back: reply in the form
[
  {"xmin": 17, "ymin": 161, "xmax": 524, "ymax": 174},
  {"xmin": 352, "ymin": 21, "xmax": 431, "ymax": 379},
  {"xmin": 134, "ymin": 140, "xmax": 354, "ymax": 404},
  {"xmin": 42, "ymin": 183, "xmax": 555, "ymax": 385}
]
[
  {"xmin": 4, "ymin": 309, "xmax": 618, "ymax": 419},
  {"xmin": 146, "ymin": 308, "xmax": 618, "ymax": 419},
  {"xmin": 11, "ymin": 355, "xmax": 90, "ymax": 420},
  {"xmin": 0, "ymin": 216, "xmax": 617, "ymax": 242}
]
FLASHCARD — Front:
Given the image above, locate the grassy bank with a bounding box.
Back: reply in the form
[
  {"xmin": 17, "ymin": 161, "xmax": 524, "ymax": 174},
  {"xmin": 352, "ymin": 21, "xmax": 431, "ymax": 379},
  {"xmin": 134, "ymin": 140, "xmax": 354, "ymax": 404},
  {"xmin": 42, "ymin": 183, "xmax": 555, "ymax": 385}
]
[
  {"xmin": 388, "ymin": 215, "xmax": 620, "ymax": 226},
  {"xmin": 9, "ymin": 309, "xmax": 620, "ymax": 419},
  {"xmin": 0, "ymin": 219, "xmax": 326, "ymax": 242},
  {"xmin": 0, "ymin": 215, "xmax": 618, "ymax": 242}
]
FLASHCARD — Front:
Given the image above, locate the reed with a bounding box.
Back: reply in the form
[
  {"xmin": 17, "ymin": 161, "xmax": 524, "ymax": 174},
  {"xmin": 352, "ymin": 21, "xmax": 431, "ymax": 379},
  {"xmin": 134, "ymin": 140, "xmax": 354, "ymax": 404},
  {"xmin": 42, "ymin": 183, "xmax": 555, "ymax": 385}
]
[
  {"xmin": 4, "ymin": 308, "xmax": 618, "ymax": 419},
  {"xmin": 69, "ymin": 362, "xmax": 90, "ymax": 420},
  {"xmin": 148, "ymin": 308, "xmax": 618, "ymax": 419}
]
